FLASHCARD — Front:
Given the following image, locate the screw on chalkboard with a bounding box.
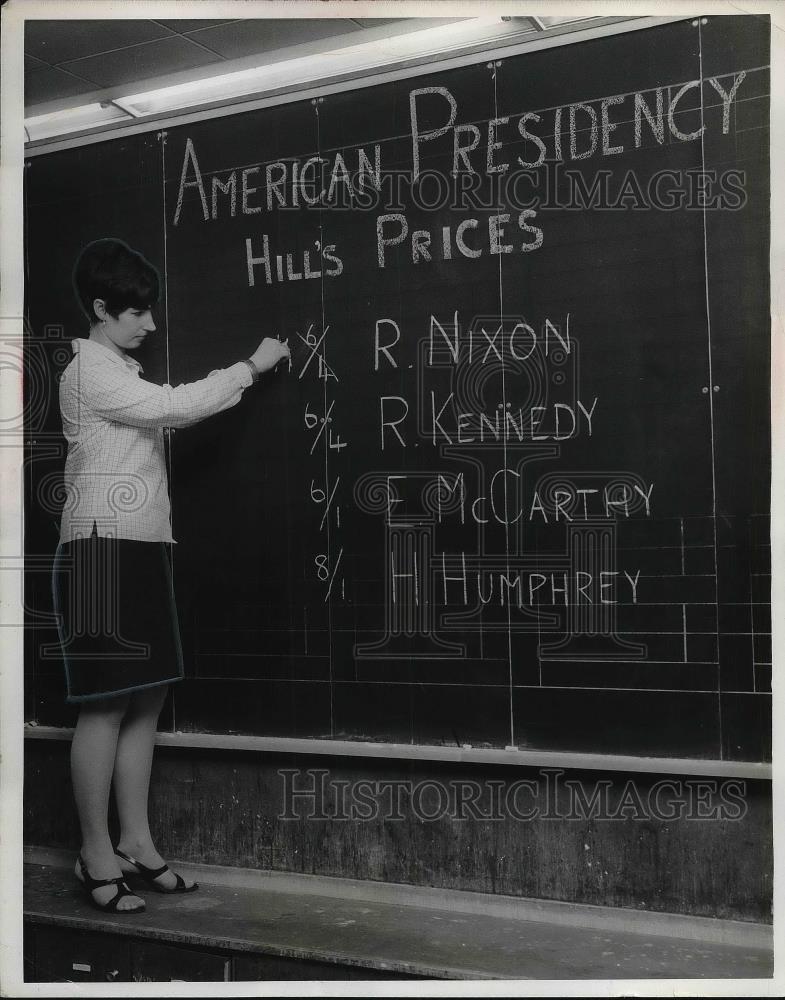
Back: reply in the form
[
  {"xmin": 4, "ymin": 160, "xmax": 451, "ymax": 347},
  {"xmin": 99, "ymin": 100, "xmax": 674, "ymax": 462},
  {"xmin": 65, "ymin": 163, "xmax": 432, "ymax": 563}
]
[
  {"xmin": 691, "ymin": 18, "xmax": 709, "ymax": 25},
  {"xmin": 156, "ymin": 131, "xmax": 168, "ymax": 145}
]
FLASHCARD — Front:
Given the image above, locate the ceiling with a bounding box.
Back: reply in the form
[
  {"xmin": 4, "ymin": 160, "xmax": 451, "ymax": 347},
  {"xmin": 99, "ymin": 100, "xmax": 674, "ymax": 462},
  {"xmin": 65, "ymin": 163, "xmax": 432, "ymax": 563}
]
[
  {"xmin": 22, "ymin": 14, "xmax": 637, "ymax": 146},
  {"xmin": 23, "ymin": 15, "xmax": 605, "ymax": 115},
  {"xmin": 24, "ymin": 17, "xmax": 475, "ymax": 111}
]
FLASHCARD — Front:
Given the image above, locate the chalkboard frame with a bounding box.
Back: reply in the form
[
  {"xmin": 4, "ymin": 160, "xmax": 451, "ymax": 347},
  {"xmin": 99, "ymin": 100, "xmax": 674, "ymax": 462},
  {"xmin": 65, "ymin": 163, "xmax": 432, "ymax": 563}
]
[{"xmin": 24, "ymin": 726, "xmax": 771, "ymax": 780}]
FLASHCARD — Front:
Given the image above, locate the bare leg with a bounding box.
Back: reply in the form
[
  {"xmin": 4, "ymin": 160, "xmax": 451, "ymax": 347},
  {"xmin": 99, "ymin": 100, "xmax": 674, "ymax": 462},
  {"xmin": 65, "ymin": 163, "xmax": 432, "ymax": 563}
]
[
  {"xmin": 70, "ymin": 694, "xmax": 144, "ymax": 910},
  {"xmin": 114, "ymin": 684, "xmax": 195, "ymax": 890}
]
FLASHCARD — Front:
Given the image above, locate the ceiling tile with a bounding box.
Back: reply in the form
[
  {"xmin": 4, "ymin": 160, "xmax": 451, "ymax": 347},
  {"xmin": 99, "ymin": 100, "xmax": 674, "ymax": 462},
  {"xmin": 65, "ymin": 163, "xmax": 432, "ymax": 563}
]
[
  {"xmin": 25, "ymin": 65, "xmax": 99, "ymax": 107},
  {"xmin": 24, "ymin": 20, "xmax": 175, "ymax": 66},
  {"xmin": 154, "ymin": 20, "xmax": 240, "ymax": 34},
  {"xmin": 60, "ymin": 36, "xmax": 225, "ymax": 89},
  {"xmin": 187, "ymin": 18, "xmax": 364, "ymax": 59}
]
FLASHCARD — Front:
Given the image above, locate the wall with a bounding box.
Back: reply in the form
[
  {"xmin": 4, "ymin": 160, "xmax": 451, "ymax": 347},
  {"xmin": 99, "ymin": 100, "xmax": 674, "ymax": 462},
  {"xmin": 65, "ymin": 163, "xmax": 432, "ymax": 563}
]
[{"xmin": 24, "ymin": 738, "xmax": 772, "ymax": 922}]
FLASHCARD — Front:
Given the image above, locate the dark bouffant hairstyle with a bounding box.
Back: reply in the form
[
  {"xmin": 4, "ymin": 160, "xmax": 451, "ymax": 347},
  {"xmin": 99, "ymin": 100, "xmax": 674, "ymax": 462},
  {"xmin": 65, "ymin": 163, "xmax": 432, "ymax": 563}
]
[{"xmin": 73, "ymin": 239, "xmax": 160, "ymax": 323}]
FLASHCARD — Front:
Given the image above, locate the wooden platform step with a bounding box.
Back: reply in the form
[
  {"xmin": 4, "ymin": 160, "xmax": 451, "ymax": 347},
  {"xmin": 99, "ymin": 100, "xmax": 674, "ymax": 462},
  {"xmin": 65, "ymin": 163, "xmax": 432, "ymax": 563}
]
[{"xmin": 22, "ymin": 853, "xmax": 774, "ymax": 983}]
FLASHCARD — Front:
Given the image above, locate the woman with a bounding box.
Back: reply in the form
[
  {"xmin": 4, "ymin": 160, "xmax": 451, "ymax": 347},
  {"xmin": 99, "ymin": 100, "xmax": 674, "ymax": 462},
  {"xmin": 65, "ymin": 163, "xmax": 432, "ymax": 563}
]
[{"xmin": 52, "ymin": 238, "xmax": 290, "ymax": 913}]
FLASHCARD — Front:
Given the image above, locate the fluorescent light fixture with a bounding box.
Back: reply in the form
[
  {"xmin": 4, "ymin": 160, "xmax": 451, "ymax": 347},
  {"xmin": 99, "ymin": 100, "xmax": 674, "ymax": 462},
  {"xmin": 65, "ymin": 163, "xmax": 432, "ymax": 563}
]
[
  {"xmin": 119, "ymin": 17, "xmax": 523, "ymax": 116},
  {"xmin": 538, "ymin": 16, "xmax": 595, "ymax": 27},
  {"xmin": 25, "ymin": 101, "xmax": 131, "ymax": 141},
  {"xmin": 24, "ymin": 16, "xmax": 583, "ymax": 143}
]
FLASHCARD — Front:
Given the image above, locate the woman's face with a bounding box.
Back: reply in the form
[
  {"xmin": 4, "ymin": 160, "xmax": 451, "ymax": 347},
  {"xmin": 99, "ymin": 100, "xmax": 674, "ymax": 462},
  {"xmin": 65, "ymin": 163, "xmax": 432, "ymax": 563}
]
[{"xmin": 98, "ymin": 305, "xmax": 156, "ymax": 351}]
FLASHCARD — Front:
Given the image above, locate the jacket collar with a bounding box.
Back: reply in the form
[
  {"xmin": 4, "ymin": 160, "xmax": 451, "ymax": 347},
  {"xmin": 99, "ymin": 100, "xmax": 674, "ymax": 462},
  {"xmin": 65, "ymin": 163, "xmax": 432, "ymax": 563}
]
[{"xmin": 72, "ymin": 336, "xmax": 144, "ymax": 374}]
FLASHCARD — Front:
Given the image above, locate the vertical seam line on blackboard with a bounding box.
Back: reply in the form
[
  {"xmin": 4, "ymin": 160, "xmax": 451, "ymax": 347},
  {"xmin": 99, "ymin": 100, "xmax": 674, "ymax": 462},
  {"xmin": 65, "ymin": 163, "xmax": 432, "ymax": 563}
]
[
  {"xmin": 697, "ymin": 21, "xmax": 723, "ymax": 758},
  {"xmin": 492, "ymin": 64, "xmax": 515, "ymax": 751},
  {"xmin": 161, "ymin": 141, "xmax": 171, "ymax": 390},
  {"xmin": 160, "ymin": 137, "xmax": 172, "ymax": 494},
  {"xmin": 749, "ymin": 519, "xmax": 756, "ymax": 693},
  {"xmin": 683, "ymin": 604, "xmax": 688, "ymax": 663},
  {"xmin": 160, "ymin": 130, "xmax": 175, "ymax": 735},
  {"xmin": 315, "ymin": 102, "xmax": 335, "ymax": 739}
]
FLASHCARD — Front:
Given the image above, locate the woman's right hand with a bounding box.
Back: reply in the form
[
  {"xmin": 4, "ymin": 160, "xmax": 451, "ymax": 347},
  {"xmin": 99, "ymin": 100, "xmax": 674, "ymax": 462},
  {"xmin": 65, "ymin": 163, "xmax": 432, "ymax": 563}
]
[{"xmin": 250, "ymin": 337, "xmax": 290, "ymax": 373}]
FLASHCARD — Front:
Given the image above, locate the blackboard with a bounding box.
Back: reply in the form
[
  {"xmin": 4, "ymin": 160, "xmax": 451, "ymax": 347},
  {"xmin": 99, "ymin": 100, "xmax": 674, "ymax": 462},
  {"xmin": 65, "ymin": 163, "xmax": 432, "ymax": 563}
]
[{"xmin": 24, "ymin": 16, "xmax": 771, "ymax": 761}]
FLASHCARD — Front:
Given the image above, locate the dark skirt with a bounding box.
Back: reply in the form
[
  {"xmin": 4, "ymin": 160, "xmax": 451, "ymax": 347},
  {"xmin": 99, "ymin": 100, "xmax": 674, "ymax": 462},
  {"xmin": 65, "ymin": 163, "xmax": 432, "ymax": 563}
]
[{"xmin": 51, "ymin": 536, "xmax": 184, "ymax": 703}]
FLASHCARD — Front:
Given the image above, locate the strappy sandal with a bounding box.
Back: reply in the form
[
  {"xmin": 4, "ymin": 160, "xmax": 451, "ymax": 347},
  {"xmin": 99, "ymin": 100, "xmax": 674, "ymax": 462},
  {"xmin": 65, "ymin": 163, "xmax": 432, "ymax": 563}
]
[
  {"xmin": 115, "ymin": 848, "xmax": 198, "ymax": 894},
  {"xmin": 75, "ymin": 855, "xmax": 146, "ymax": 913}
]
